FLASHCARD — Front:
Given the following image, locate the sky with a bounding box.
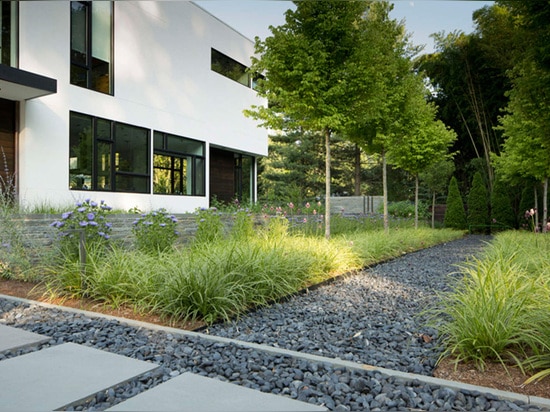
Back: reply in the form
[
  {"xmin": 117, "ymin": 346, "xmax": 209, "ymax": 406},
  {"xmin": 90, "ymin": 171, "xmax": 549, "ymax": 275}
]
[{"xmin": 195, "ymin": 1, "xmax": 494, "ymax": 55}]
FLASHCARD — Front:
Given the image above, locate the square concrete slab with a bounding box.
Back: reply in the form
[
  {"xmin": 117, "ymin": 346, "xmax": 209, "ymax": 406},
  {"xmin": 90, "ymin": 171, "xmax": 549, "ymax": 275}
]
[
  {"xmin": 107, "ymin": 372, "xmax": 327, "ymax": 412},
  {"xmin": 0, "ymin": 342, "xmax": 158, "ymax": 412},
  {"xmin": 0, "ymin": 324, "xmax": 49, "ymax": 353}
]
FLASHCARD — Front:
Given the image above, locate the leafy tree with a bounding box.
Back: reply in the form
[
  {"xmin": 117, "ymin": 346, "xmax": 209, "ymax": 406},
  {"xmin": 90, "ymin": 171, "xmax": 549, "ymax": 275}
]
[
  {"xmin": 467, "ymin": 171, "xmax": 489, "ymax": 233},
  {"xmin": 387, "ymin": 72, "xmax": 457, "ymax": 228},
  {"xmin": 420, "ymin": 159, "xmax": 455, "ymax": 229},
  {"xmin": 346, "ymin": 1, "xmax": 419, "ymax": 233},
  {"xmin": 494, "ymin": 1, "xmax": 550, "ymax": 232},
  {"xmin": 444, "ymin": 176, "xmax": 467, "ymax": 230},
  {"xmin": 259, "ymin": 130, "xmax": 325, "ymax": 201},
  {"xmin": 245, "ymin": 1, "xmax": 372, "ymax": 238},
  {"xmin": 416, "ymin": 10, "xmax": 512, "ymax": 192}
]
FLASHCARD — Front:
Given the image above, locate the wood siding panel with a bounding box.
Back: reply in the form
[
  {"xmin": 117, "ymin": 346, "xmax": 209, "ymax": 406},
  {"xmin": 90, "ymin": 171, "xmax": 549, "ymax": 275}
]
[
  {"xmin": 0, "ymin": 99, "xmax": 16, "ymax": 188},
  {"xmin": 210, "ymin": 148, "xmax": 234, "ymax": 204}
]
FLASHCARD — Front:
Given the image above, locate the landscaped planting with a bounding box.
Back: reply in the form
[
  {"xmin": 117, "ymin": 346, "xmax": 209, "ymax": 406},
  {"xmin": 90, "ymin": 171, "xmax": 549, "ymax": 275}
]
[
  {"xmin": 433, "ymin": 231, "xmax": 550, "ymax": 383},
  {"xmin": 41, "ymin": 201, "xmax": 464, "ymax": 325}
]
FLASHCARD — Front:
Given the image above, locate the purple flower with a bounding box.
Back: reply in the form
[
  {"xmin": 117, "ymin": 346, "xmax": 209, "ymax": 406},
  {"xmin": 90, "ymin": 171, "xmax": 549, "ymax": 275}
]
[
  {"xmin": 61, "ymin": 211, "xmax": 72, "ymax": 219},
  {"xmin": 89, "ymin": 221, "xmax": 98, "ymax": 226},
  {"xmin": 79, "ymin": 221, "xmax": 88, "ymax": 227},
  {"xmin": 159, "ymin": 223, "xmax": 166, "ymax": 227},
  {"xmin": 105, "ymin": 222, "xmax": 113, "ymax": 228},
  {"xmin": 90, "ymin": 201, "xmax": 98, "ymax": 207},
  {"xmin": 87, "ymin": 213, "xmax": 95, "ymax": 220},
  {"xmin": 77, "ymin": 207, "xmax": 86, "ymax": 213}
]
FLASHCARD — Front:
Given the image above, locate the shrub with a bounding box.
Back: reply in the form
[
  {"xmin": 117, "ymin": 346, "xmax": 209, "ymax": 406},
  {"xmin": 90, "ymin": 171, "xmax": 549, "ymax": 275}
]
[
  {"xmin": 383, "ymin": 200, "xmax": 430, "ymax": 220},
  {"xmin": 132, "ymin": 208, "xmax": 179, "ymax": 253},
  {"xmin": 50, "ymin": 199, "xmax": 113, "ymax": 259},
  {"xmin": 467, "ymin": 172, "xmax": 489, "ymax": 233},
  {"xmin": 444, "ymin": 176, "xmax": 467, "ymax": 230},
  {"xmin": 490, "ymin": 176, "xmax": 516, "ymax": 230}
]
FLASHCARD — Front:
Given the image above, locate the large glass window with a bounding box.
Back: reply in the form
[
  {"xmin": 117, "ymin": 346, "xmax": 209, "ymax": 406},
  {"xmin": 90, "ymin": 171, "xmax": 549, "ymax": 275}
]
[
  {"xmin": 153, "ymin": 132, "xmax": 205, "ymax": 196},
  {"xmin": 70, "ymin": 112, "xmax": 150, "ymax": 193},
  {"xmin": 70, "ymin": 1, "xmax": 113, "ymax": 94},
  {"xmin": 0, "ymin": 2, "xmax": 17, "ymax": 67}
]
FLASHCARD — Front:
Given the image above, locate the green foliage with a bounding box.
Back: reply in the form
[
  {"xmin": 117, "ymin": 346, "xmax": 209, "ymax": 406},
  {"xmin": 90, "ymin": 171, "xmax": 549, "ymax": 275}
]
[
  {"xmin": 379, "ymin": 201, "xmax": 429, "ymax": 220},
  {"xmin": 193, "ymin": 208, "xmax": 224, "ymax": 244},
  {"xmin": 467, "ymin": 171, "xmax": 490, "ymax": 233},
  {"xmin": 490, "ymin": 175, "xmax": 516, "ymax": 230},
  {"xmin": 44, "ymin": 212, "xmax": 463, "ymax": 325},
  {"xmin": 444, "ymin": 176, "xmax": 467, "ymax": 230},
  {"xmin": 50, "ymin": 199, "xmax": 113, "ymax": 260},
  {"xmin": 229, "ymin": 210, "xmax": 255, "ymax": 240},
  {"xmin": 433, "ymin": 232, "xmax": 550, "ymax": 380},
  {"xmin": 131, "ymin": 208, "xmax": 179, "ymax": 253}
]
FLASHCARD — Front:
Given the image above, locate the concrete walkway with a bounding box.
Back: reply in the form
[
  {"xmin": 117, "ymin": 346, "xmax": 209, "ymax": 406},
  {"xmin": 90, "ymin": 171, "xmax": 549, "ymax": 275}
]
[{"xmin": 0, "ymin": 323, "xmax": 326, "ymax": 412}]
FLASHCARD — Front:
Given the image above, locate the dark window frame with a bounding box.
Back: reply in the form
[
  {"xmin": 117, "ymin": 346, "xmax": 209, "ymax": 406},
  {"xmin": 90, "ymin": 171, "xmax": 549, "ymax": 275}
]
[
  {"xmin": 69, "ymin": 111, "xmax": 150, "ymax": 193},
  {"xmin": 70, "ymin": 1, "xmax": 113, "ymax": 95},
  {"xmin": 153, "ymin": 131, "xmax": 205, "ymax": 196}
]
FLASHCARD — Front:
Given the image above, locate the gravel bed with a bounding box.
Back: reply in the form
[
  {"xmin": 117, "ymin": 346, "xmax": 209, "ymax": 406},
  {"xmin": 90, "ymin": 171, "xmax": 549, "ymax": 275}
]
[{"xmin": 0, "ymin": 235, "xmax": 547, "ymax": 411}]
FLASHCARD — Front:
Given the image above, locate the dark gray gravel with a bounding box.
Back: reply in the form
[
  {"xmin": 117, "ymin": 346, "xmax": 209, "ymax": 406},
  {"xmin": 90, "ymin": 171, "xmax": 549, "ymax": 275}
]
[{"xmin": 0, "ymin": 235, "xmax": 547, "ymax": 411}]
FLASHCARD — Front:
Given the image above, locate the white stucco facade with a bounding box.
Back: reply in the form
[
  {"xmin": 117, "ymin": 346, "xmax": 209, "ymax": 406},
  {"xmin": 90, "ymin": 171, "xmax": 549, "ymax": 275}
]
[{"xmin": 11, "ymin": 1, "xmax": 267, "ymax": 213}]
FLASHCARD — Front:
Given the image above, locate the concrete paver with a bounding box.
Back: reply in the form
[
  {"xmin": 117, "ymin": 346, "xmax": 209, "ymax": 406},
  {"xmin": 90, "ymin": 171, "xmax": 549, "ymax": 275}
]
[
  {"xmin": 0, "ymin": 342, "xmax": 158, "ymax": 412},
  {"xmin": 107, "ymin": 372, "xmax": 327, "ymax": 412},
  {"xmin": 0, "ymin": 324, "xmax": 49, "ymax": 353}
]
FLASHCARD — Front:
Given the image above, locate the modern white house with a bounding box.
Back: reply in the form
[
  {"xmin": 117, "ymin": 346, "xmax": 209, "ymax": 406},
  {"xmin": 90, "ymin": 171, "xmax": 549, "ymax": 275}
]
[{"xmin": 0, "ymin": 1, "xmax": 267, "ymax": 213}]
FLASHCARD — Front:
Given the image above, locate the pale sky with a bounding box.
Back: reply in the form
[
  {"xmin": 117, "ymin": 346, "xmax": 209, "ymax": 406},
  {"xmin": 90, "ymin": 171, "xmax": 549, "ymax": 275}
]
[{"xmin": 195, "ymin": 1, "xmax": 494, "ymax": 54}]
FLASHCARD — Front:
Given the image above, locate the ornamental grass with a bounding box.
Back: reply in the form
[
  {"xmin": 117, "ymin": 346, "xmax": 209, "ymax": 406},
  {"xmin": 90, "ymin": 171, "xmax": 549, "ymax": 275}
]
[
  {"xmin": 433, "ymin": 231, "xmax": 550, "ymax": 383},
  {"xmin": 42, "ymin": 203, "xmax": 464, "ymax": 325}
]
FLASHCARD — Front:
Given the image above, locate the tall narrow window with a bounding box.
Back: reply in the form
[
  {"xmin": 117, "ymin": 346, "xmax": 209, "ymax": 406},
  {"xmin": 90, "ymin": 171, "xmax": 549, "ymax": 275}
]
[
  {"xmin": 0, "ymin": 1, "xmax": 18, "ymax": 67},
  {"xmin": 70, "ymin": 1, "xmax": 113, "ymax": 94}
]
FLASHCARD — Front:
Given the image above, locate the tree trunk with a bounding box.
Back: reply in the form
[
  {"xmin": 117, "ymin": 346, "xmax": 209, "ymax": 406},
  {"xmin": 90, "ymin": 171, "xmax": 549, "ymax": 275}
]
[
  {"xmin": 382, "ymin": 151, "xmax": 389, "ymax": 233},
  {"xmin": 325, "ymin": 128, "xmax": 331, "ymax": 240},
  {"xmin": 534, "ymin": 185, "xmax": 539, "ymax": 230},
  {"xmin": 432, "ymin": 191, "xmax": 436, "ymax": 229},
  {"xmin": 414, "ymin": 175, "xmax": 419, "ymax": 229},
  {"xmin": 543, "ymin": 177, "xmax": 548, "ymax": 233},
  {"xmin": 354, "ymin": 144, "xmax": 361, "ymax": 196}
]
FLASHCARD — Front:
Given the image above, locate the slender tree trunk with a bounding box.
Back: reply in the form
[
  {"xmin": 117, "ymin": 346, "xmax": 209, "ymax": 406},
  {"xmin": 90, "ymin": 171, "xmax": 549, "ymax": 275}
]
[
  {"xmin": 543, "ymin": 177, "xmax": 548, "ymax": 233},
  {"xmin": 354, "ymin": 144, "xmax": 361, "ymax": 196},
  {"xmin": 431, "ymin": 191, "xmax": 436, "ymax": 229},
  {"xmin": 325, "ymin": 128, "xmax": 331, "ymax": 240},
  {"xmin": 382, "ymin": 150, "xmax": 389, "ymax": 234},
  {"xmin": 414, "ymin": 175, "xmax": 419, "ymax": 229},
  {"xmin": 535, "ymin": 185, "xmax": 539, "ymax": 230}
]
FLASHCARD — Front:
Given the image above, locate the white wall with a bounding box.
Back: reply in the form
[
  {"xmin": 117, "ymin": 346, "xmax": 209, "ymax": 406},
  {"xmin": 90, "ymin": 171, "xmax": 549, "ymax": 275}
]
[{"xmin": 16, "ymin": 1, "xmax": 267, "ymax": 213}]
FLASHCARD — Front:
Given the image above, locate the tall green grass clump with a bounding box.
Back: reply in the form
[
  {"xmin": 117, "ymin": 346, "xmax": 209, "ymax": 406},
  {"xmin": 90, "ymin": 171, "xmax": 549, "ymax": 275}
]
[
  {"xmin": 433, "ymin": 231, "xmax": 550, "ymax": 382},
  {"xmin": 193, "ymin": 207, "xmax": 224, "ymax": 244}
]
